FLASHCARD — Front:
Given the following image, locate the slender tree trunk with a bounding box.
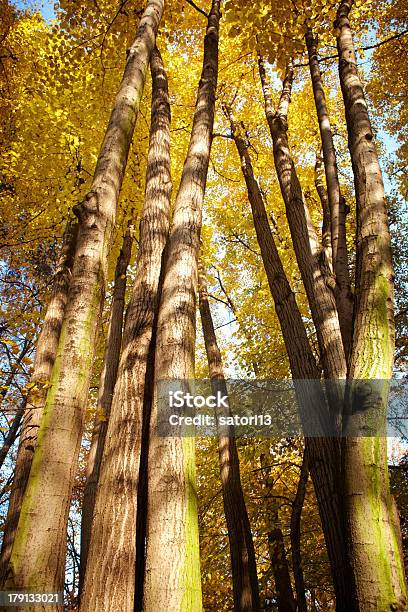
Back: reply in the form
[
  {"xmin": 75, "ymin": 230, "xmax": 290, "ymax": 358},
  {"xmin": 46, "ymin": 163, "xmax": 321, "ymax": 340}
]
[
  {"xmin": 268, "ymin": 527, "xmax": 296, "ymax": 612},
  {"xmin": 336, "ymin": 1, "xmax": 407, "ymax": 609},
  {"xmin": 199, "ymin": 268, "xmax": 260, "ymax": 612},
  {"xmin": 290, "ymin": 451, "xmax": 308, "ymax": 612},
  {"xmin": 227, "ymin": 106, "xmax": 355, "ymax": 610},
  {"xmin": 134, "ymin": 311, "xmax": 161, "ymax": 612},
  {"xmin": 79, "ymin": 224, "xmax": 134, "ymax": 595},
  {"xmin": 0, "ymin": 401, "xmax": 24, "ymax": 471},
  {"xmin": 80, "ymin": 45, "xmax": 171, "ymax": 612},
  {"xmin": 314, "ymin": 149, "xmax": 332, "ymax": 258},
  {"xmin": 143, "ymin": 4, "xmax": 221, "ymax": 610},
  {"xmin": 3, "ymin": 2, "xmax": 163, "ymax": 602},
  {"xmin": 257, "ymin": 56, "xmax": 347, "ymax": 389},
  {"xmin": 260, "ymin": 454, "xmax": 296, "ymax": 612},
  {"xmin": 306, "ymin": 29, "xmax": 353, "ymax": 358},
  {"xmin": 0, "ymin": 221, "xmax": 78, "ymax": 588},
  {"xmin": 225, "ymin": 106, "xmax": 321, "ymax": 388}
]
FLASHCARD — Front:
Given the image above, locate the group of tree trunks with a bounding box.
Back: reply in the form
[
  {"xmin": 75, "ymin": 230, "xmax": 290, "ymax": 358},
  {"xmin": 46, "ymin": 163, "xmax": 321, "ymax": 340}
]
[{"xmin": 0, "ymin": 0, "xmax": 406, "ymax": 610}]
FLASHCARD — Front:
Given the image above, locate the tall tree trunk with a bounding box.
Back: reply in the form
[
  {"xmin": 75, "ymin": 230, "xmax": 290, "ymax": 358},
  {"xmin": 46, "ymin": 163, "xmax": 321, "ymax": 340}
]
[
  {"xmin": 314, "ymin": 149, "xmax": 332, "ymax": 259},
  {"xmin": 290, "ymin": 451, "xmax": 308, "ymax": 612},
  {"xmin": 227, "ymin": 107, "xmax": 355, "ymax": 610},
  {"xmin": 260, "ymin": 454, "xmax": 296, "ymax": 612},
  {"xmin": 3, "ymin": 1, "xmax": 163, "ymax": 602},
  {"xmin": 198, "ymin": 268, "xmax": 260, "ymax": 612},
  {"xmin": 134, "ymin": 311, "xmax": 161, "ymax": 612},
  {"xmin": 305, "ymin": 29, "xmax": 353, "ymax": 358},
  {"xmin": 257, "ymin": 55, "xmax": 347, "ymax": 390},
  {"xmin": 268, "ymin": 527, "xmax": 296, "ymax": 612},
  {"xmin": 225, "ymin": 106, "xmax": 321, "ymax": 388},
  {"xmin": 335, "ymin": 1, "xmax": 407, "ymax": 609},
  {"xmin": 79, "ymin": 223, "xmax": 134, "ymax": 596},
  {"xmin": 143, "ymin": 3, "xmax": 221, "ymax": 610},
  {"xmin": 0, "ymin": 221, "xmax": 78, "ymax": 588},
  {"xmin": 80, "ymin": 45, "xmax": 171, "ymax": 612}
]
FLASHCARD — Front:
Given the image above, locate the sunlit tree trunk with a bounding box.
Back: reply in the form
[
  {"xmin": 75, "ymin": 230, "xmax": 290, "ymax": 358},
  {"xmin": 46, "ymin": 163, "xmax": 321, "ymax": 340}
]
[
  {"xmin": 227, "ymin": 106, "xmax": 354, "ymax": 610},
  {"xmin": 306, "ymin": 29, "xmax": 353, "ymax": 358},
  {"xmin": 257, "ymin": 56, "xmax": 347, "ymax": 388},
  {"xmin": 0, "ymin": 220, "xmax": 78, "ymax": 587},
  {"xmin": 79, "ymin": 224, "xmax": 134, "ymax": 595},
  {"xmin": 143, "ymin": 3, "xmax": 221, "ymax": 610},
  {"xmin": 80, "ymin": 45, "xmax": 171, "ymax": 612},
  {"xmin": 336, "ymin": 1, "xmax": 407, "ymax": 608},
  {"xmin": 3, "ymin": 1, "xmax": 164, "ymax": 602},
  {"xmin": 198, "ymin": 268, "xmax": 260, "ymax": 612},
  {"xmin": 225, "ymin": 106, "xmax": 320, "ymax": 385}
]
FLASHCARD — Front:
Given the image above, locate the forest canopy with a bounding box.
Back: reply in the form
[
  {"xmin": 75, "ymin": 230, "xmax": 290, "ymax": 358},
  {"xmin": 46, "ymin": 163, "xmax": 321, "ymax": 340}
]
[{"xmin": 0, "ymin": 0, "xmax": 407, "ymax": 610}]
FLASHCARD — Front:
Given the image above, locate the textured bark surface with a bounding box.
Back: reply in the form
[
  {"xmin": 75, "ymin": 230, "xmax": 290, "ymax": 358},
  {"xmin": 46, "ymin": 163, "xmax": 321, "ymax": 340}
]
[
  {"xmin": 143, "ymin": 4, "xmax": 220, "ymax": 610},
  {"xmin": 228, "ymin": 107, "xmax": 354, "ymax": 610},
  {"xmin": 306, "ymin": 29, "xmax": 353, "ymax": 359},
  {"xmin": 79, "ymin": 224, "xmax": 134, "ymax": 595},
  {"xmin": 258, "ymin": 56, "xmax": 347, "ymax": 389},
  {"xmin": 227, "ymin": 107, "xmax": 321, "ymax": 387},
  {"xmin": 199, "ymin": 269, "xmax": 260, "ymax": 612},
  {"xmin": 0, "ymin": 221, "xmax": 78, "ymax": 588},
  {"xmin": 336, "ymin": 1, "xmax": 407, "ymax": 609},
  {"xmin": 290, "ymin": 452, "xmax": 308, "ymax": 612},
  {"xmin": 3, "ymin": 2, "xmax": 163, "ymax": 604},
  {"xmin": 80, "ymin": 46, "xmax": 171, "ymax": 612}
]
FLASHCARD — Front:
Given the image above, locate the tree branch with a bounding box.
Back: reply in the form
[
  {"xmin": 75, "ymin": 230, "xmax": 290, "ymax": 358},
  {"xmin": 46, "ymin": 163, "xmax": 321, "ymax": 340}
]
[
  {"xmin": 294, "ymin": 29, "xmax": 408, "ymax": 68},
  {"xmin": 186, "ymin": 0, "xmax": 208, "ymax": 18}
]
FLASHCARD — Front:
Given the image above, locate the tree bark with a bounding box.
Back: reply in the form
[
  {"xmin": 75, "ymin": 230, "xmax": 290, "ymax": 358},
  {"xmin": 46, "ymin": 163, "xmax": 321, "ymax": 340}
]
[
  {"xmin": 227, "ymin": 105, "xmax": 355, "ymax": 610},
  {"xmin": 3, "ymin": 1, "xmax": 163, "ymax": 603},
  {"xmin": 257, "ymin": 55, "xmax": 347, "ymax": 390},
  {"xmin": 143, "ymin": 3, "xmax": 221, "ymax": 610},
  {"xmin": 306, "ymin": 29, "xmax": 353, "ymax": 359},
  {"xmin": 80, "ymin": 45, "xmax": 171, "ymax": 612},
  {"xmin": 0, "ymin": 221, "xmax": 78, "ymax": 588},
  {"xmin": 199, "ymin": 268, "xmax": 260, "ymax": 612},
  {"xmin": 336, "ymin": 1, "xmax": 407, "ymax": 609},
  {"xmin": 226, "ymin": 106, "xmax": 321, "ymax": 387},
  {"xmin": 79, "ymin": 223, "xmax": 134, "ymax": 596},
  {"xmin": 290, "ymin": 451, "xmax": 308, "ymax": 612}
]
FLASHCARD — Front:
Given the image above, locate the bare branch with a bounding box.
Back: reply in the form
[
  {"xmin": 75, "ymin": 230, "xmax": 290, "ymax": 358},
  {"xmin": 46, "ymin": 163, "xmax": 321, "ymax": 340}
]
[
  {"xmin": 186, "ymin": 0, "xmax": 208, "ymax": 18},
  {"xmin": 295, "ymin": 29, "xmax": 408, "ymax": 68}
]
